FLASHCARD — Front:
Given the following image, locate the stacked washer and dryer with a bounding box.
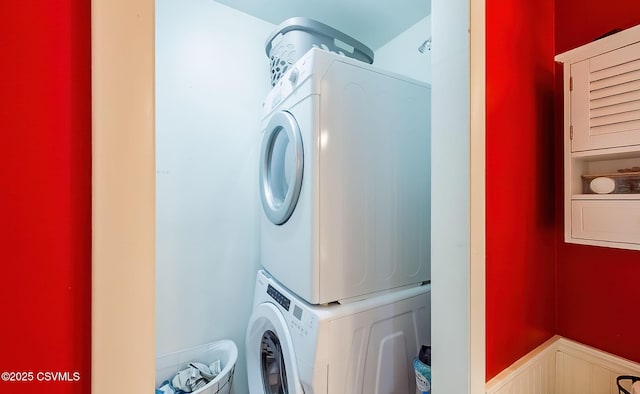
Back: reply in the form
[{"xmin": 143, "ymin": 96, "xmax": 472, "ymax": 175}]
[{"xmin": 246, "ymin": 18, "xmax": 431, "ymax": 394}]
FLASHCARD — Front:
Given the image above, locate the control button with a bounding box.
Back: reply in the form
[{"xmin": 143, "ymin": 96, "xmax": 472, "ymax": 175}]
[{"xmin": 289, "ymin": 68, "xmax": 299, "ymax": 85}]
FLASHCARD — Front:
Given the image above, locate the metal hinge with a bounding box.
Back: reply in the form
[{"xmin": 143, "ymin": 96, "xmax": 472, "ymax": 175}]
[
  {"xmin": 570, "ymin": 125, "xmax": 573, "ymax": 140},
  {"xmin": 569, "ymin": 76, "xmax": 573, "ymax": 91}
]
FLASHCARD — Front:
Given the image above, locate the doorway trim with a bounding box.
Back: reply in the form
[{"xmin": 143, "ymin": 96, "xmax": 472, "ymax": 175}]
[
  {"xmin": 92, "ymin": 0, "xmax": 155, "ymax": 392},
  {"xmin": 91, "ymin": 0, "xmax": 486, "ymax": 392}
]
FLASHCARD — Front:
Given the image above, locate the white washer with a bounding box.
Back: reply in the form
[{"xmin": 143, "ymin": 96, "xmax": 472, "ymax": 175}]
[
  {"xmin": 259, "ymin": 48, "xmax": 431, "ymax": 304},
  {"xmin": 246, "ymin": 270, "xmax": 430, "ymax": 394}
]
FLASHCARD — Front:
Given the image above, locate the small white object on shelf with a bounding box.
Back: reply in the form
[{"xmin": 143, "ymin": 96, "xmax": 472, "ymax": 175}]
[{"xmin": 589, "ymin": 177, "xmax": 616, "ymax": 194}]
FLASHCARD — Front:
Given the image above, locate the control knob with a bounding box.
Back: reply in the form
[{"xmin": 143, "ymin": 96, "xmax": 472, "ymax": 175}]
[{"xmin": 289, "ymin": 67, "xmax": 299, "ymax": 85}]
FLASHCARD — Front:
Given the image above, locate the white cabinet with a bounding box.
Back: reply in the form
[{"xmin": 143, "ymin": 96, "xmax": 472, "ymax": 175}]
[{"xmin": 556, "ymin": 25, "xmax": 640, "ymax": 250}]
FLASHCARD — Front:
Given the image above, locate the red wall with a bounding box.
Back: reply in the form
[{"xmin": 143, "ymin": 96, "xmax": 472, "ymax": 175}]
[
  {"xmin": 0, "ymin": 1, "xmax": 91, "ymax": 393},
  {"xmin": 555, "ymin": 0, "xmax": 640, "ymax": 365},
  {"xmin": 485, "ymin": 0, "xmax": 557, "ymax": 380}
]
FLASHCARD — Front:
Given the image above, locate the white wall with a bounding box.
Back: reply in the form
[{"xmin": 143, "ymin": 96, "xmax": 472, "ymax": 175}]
[
  {"xmin": 375, "ymin": 16, "xmax": 432, "ymax": 84},
  {"xmin": 155, "ymin": 1, "xmax": 274, "ymax": 392}
]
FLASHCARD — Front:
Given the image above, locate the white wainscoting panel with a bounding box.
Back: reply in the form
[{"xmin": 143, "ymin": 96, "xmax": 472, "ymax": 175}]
[
  {"xmin": 486, "ymin": 336, "xmax": 558, "ymax": 394},
  {"xmin": 556, "ymin": 338, "xmax": 640, "ymax": 394},
  {"xmin": 486, "ymin": 336, "xmax": 640, "ymax": 394}
]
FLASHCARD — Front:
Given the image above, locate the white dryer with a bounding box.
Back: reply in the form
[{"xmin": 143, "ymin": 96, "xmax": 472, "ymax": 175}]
[
  {"xmin": 245, "ymin": 270, "xmax": 430, "ymax": 394},
  {"xmin": 259, "ymin": 48, "xmax": 431, "ymax": 305}
]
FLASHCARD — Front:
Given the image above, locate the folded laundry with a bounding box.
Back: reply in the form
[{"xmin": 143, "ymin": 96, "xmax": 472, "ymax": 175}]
[{"xmin": 156, "ymin": 360, "xmax": 222, "ymax": 394}]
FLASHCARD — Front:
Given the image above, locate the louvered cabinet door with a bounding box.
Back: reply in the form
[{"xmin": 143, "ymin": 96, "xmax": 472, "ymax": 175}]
[{"xmin": 571, "ymin": 41, "xmax": 640, "ymax": 152}]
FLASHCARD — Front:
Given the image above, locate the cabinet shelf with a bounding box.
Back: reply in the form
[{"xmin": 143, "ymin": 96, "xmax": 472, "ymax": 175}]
[
  {"xmin": 572, "ymin": 194, "xmax": 640, "ymax": 200},
  {"xmin": 571, "ymin": 146, "xmax": 640, "ymax": 159}
]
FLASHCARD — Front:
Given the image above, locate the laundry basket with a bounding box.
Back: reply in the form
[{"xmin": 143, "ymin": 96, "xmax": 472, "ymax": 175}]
[
  {"xmin": 265, "ymin": 17, "xmax": 374, "ymax": 86},
  {"xmin": 155, "ymin": 340, "xmax": 237, "ymax": 394},
  {"xmin": 617, "ymin": 375, "xmax": 640, "ymax": 394}
]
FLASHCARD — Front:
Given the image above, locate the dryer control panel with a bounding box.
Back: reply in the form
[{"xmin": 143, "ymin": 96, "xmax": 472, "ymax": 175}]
[{"xmin": 261, "ymin": 49, "xmax": 319, "ymax": 117}]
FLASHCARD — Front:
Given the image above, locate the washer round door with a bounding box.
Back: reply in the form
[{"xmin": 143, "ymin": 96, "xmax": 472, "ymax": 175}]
[
  {"xmin": 259, "ymin": 110, "xmax": 304, "ymax": 225},
  {"xmin": 246, "ymin": 303, "xmax": 304, "ymax": 394}
]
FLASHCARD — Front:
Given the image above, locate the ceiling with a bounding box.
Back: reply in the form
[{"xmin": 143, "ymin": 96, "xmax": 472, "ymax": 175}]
[{"xmin": 213, "ymin": 0, "xmax": 430, "ymax": 50}]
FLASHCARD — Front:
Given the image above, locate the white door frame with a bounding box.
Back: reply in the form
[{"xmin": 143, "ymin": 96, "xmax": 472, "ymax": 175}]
[
  {"xmin": 430, "ymin": 0, "xmax": 485, "ymax": 392},
  {"xmin": 92, "ymin": 0, "xmax": 155, "ymax": 393}
]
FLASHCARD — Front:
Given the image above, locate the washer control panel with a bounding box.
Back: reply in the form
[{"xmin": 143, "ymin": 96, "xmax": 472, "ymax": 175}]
[
  {"xmin": 267, "ymin": 284, "xmax": 290, "ymax": 311},
  {"xmin": 259, "ymin": 270, "xmax": 317, "ymax": 339},
  {"xmin": 288, "ymin": 303, "xmax": 317, "ymax": 338}
]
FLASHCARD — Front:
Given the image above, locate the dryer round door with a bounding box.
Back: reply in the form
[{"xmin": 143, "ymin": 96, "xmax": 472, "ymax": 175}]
[
  {"xmin": 246, "ymin": 302, "xmax": 303, "ymax": 394},
  {"xmin": 259, "ymin": 110, "xmax": 303, "ymax": 225}
]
